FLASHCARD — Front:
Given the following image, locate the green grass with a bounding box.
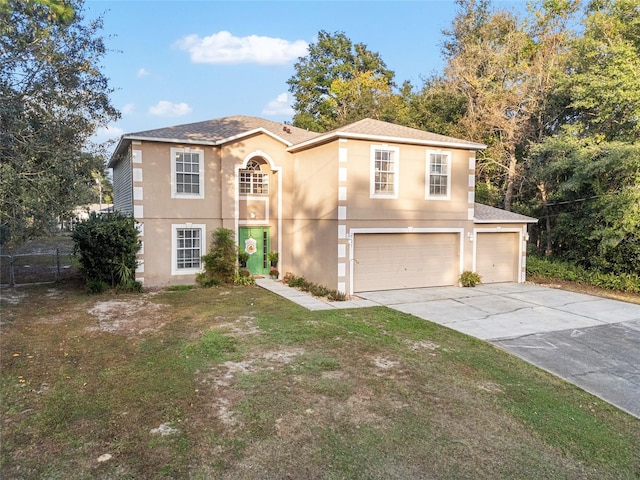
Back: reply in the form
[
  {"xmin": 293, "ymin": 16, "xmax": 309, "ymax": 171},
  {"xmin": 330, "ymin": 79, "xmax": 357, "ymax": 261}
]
[{"xmin": 1, "ymin": 283, "xmax": 639, "ymax": 479}]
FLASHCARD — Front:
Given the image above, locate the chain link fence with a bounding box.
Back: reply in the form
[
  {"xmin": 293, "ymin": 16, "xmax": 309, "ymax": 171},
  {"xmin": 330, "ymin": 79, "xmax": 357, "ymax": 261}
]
[{"xmin": 0, "ymin": 249, "xmax": 80, "ymax": 287}]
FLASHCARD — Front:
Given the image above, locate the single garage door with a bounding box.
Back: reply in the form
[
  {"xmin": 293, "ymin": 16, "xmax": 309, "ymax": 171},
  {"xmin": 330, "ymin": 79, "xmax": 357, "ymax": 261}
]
[
  {"xmin": 476, "ymin": 232, "xmax": 519, "ymax": 283},
  {"xmin": 353, "ymin": 233, "xmax": 459, "ymax": 292}
]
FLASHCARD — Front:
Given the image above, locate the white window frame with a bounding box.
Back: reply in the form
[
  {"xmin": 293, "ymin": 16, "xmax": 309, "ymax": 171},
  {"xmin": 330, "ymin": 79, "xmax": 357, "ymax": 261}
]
[
  {"xmin": 370, "ymin": 145, "xmax": 399, "ymax": 199},
  {"xmin": 171, "ymin": 224, "xmax": 206, "ymax": 275},
  {"xmin": 239, "ymin": 159, "xmax": 269, "ymax": 195},
  {"xmin": 425, "ymin": 150, "xmax": 451, "ymax": 200},
  {"xmin": 171, "ymin": 147, "xmax": 204, "ymax": 199}
]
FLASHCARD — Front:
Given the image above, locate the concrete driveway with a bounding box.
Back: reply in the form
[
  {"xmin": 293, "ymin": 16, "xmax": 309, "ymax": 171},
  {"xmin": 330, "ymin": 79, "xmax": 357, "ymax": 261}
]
[{"xmin": 358, "ymin": 283, "xmax": 640, "ymax": 418}]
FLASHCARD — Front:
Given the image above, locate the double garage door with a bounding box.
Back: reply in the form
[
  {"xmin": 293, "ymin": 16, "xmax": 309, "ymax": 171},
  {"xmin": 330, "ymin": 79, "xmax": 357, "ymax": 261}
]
[
  {"xmin": 353, "ymin": 233, "xmax": 459, "ymax": 292},
  {"xmin": 352, "ymin": 231, "xmax": 520, "ymax": 292}
]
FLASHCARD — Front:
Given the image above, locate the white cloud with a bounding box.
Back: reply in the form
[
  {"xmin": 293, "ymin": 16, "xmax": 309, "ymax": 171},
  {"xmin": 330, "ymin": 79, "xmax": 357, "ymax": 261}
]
[
  {"xmin": 262, "ymin": 92, "xmax": 294, "ymax": 116},
  {"xmin": 137, "ymin": 68, "xmax": 150, "ymax": 78},
  {"xmin": 121, "ymin": 103, "xmax": 135, "ymax": 115},
  {"xmin": 175, "ymin": 30, "xmax": 308, "ymax": 65},
  {"xmin": 148, "ymin": 100, "xmax": 192, "ymax": 117},
  {"xmin": 91, "ymin": 125, "xmax": 124, "ymax": 145}
]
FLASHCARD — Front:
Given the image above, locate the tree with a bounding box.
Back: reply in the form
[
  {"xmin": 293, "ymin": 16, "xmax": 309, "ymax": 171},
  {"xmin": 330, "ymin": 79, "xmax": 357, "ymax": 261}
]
[
  {"xmin": 436, "ymin": 0, "xmax": 579, "ymax": 210},
  {"xmin": 0, "ymin": 0, "xmax": 119, "ymax": 244},
  {"xmin": 287, "ymin": 30, "xmax": 396, "ymax": 132},
  {"xmin": 557, "ymin": 0, "xmax": 640, "ymax": 141},
  {"xmin": 527, "ymin": 136, "xmax": 640, "ymax": 275}
]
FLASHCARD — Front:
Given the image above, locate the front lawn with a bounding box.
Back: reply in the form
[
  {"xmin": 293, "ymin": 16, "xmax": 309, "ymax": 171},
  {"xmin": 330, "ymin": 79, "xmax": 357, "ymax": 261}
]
[{"xmin": 1, "ymin": 283, "xmax": 638, "ymax": 479}]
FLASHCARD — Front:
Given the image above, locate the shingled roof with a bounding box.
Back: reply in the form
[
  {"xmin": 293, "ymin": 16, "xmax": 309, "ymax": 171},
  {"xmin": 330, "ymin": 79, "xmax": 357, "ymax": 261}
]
[
  {"xmin": 474, "ymin": 203, "xmax": 537, "ymax": 223},
  {"xmin": 124, "ymin": 115, "xmax": 316, "ymax": 146},
  {"xmin": 110, "ymin": 115, "xmax": 486, "ymax": 166},
  {"xmin": 288, "ymin": 118, "xmax": 486, "ymax": 152}
]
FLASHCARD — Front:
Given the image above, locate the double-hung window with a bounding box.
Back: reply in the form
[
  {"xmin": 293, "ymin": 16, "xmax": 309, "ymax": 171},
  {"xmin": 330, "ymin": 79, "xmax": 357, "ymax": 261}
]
[
  {"xmin": 370, "ymin": 145, "xmax": 399, "ymax": 198},
  {"xmin": 426, "ymin": 151, "xmax": 451, "ymax": 200},
  {"xmin": 239, "ymin": 159, "xmax": 269, "ymax": 195},
  {"xmin": 172, "ymin": 224, "xmax": 205, "ymax": 275},
  {"xmin": 171, "ymin": 148, "xmax": 204, "ymax": 198}
]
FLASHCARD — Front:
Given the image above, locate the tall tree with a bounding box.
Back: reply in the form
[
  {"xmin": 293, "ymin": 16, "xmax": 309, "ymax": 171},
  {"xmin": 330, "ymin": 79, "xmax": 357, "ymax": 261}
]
[
  {"xmin": 287, "ymin": 30, "xmax": 395, "ymax": 132},
  {"xmin": 558, "ymin": 0, "xmax": 640, "ymax": 141},
  {"xmin": 438, "ymin": 0, "xmax": 579, "ymax": 210},
  {"xmin": 0, "ymin": 0, "xmax": 119, "ymax": 243}
]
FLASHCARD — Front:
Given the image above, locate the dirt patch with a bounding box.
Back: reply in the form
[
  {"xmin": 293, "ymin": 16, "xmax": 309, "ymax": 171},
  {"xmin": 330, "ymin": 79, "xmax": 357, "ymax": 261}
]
[{"xmin": 87, "ymin": 297, "xmax": 166, "ymax": 335}]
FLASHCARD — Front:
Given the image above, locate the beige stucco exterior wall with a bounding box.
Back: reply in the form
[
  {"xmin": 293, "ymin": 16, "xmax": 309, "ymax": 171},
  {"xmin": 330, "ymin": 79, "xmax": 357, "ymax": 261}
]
[{"xmin": 119, "ymin": 129, "xmax": 530, "ymax": 290}]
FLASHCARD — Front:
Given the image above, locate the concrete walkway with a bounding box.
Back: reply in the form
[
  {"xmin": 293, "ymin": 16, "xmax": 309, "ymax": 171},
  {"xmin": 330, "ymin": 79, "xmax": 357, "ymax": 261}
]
[{"xmin": 256, "ymin": 279, "xmax": 640, "ymax": 418}]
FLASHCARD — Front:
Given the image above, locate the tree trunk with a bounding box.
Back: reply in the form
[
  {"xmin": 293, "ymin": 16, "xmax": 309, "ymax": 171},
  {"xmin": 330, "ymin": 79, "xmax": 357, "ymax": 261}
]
[{"xmin": 503, "ymin": 147, "xmax": 518, "ymax": 212}]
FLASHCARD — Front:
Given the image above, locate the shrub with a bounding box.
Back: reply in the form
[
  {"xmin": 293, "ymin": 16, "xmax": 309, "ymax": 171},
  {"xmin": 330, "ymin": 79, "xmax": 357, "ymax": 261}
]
[
  {"xmin": 285, "ymin": 273, "xmax": 346, "ymax": 301},
  {"xmin": 459, "ymin": 271, "xmax": 482, "ymax": 287},
  {"xmin": 197, "ymin": 228, "xmax": 237, "ymax": 286},
  {"xmin": 527, "ymin": 256, "xmax": 640, "ymax": 294},
  {"xmin": 72, "ymin": 212, "xmax": 140, "ymax": 291}
]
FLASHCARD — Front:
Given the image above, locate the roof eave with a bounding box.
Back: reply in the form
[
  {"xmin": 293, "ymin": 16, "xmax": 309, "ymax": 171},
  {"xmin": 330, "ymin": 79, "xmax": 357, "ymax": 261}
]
[
  {"xmin": 217, "ymin": 127, "xmax": 294, "ymax": 147},
  {"xmin": 287, "ymin": 131, "xmax": 486, "ymax": 153},
  {"xmin": 473, "ymin": 218, "xmax": 539, "ymax": 224}
]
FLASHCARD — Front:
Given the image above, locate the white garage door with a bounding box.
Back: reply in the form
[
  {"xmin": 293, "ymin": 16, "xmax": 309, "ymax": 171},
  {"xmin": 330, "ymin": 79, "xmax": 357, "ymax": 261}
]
[
  {"xmin": 476, "ymin": 232, "xmax": 519, "ymax": 283},
  {"xmin": 353, "ymin": 233, "xmax": 459, "ymax": 292}
]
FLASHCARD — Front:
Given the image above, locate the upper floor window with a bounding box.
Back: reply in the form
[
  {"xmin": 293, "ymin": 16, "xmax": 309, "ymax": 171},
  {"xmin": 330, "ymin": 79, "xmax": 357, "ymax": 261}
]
[
  {"xmin": 370, "ymin": 145, "xmax": 399, "ymax": 198},
  {"xmin": 426, "ymin": 151, "xmax": 451, "ymax": 200},
  {"xmin": 171, "ymin": 147, "xmax": 204, "ymax": 199},
  {"xmin": 239, "ymin": 159, "xmax": 269, "ymax": 195}
]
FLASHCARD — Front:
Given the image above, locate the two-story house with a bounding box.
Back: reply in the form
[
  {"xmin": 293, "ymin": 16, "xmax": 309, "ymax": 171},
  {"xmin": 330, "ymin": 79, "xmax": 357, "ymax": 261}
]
[{"xmin": 109, "ymin": 115, "xmax": 536, "ymax": 294}]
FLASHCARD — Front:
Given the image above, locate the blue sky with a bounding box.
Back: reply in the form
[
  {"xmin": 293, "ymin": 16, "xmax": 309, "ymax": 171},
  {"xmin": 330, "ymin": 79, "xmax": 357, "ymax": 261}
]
[{"xmin": 85, "ymin": 0, "xmax": 527, "ymax": 146}]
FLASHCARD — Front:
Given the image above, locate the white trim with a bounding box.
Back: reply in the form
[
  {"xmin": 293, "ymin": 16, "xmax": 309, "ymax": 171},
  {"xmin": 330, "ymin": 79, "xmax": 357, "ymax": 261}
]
[
  {"xmin": 132, "ymin": 149, "xmax": 142, "ymax": 164},
  {"xmin": 468, "ymin": 174, "xmax": 475, "ymax": 188},
  {"xmin": 472, "ymin": 228, "xmax": 524, "ymax": 282},
  {"xmin": 133, "ymin": 205, "xmax": 143, "ymax": 219},
  {"xmin": 171, "ymin": 223, "xmax": 206, "ymax": 276},
  {"xmin": 338, "ymin": 186, "xmax": 347, "ymax": 201},
  {"xmin": 370, "ymin": 145, "xmax": 399, "ymax": 199},
  {"xmin": 338, "ymin": 206, "xmax": 347, "ymax": 220},
  {"xmin": 339, "ymin": 167, "xmax": 348, "ymax": 182},
  {"xmin": 133, "ymin": 186, "xmax": 143, "ymax": 201},
  {"xmin": 170, "ymin": 147, "xmax": 205, "ymax": 199},
  {"xmin": 339, "ymin": 147, "xmax": 348, "ymax": 162},
  {"xmin": 338, "ymin": 244, "xmax": 346, "ymax": 258},
  {"xmin": 468, "ymin": 156, "xmax": 475, "ymax": 170},
  {"xmin": 348, "ymin": 228, "xmax": 465, "ymax": 295},
  {"xmin": 425, "ymin": 150, "xmax": 451, "ymax": 201},
  {"xmin": 238, "ymin": 196, "xmax": 270, "ymax": 225},
  {"xmin": 132, "ymin": 168, "xmax": 143, "ymax": 182},
  {"xmin": 338, "ymin": 262, "xmax": 346, "ymax": 277}
]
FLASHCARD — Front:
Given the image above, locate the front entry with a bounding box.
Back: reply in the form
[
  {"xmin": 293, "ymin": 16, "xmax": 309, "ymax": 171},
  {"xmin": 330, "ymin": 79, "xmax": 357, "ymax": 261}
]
[{"xmin": 238, "ymin": 227, "xmax": 270, "ymax": 275}]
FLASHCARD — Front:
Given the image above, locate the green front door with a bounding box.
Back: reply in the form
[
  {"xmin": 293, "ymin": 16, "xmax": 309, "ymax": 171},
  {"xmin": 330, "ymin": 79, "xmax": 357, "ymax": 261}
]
[{"xmin": 239, "ymin": 227, "xmax": 270, "ymax": 275}]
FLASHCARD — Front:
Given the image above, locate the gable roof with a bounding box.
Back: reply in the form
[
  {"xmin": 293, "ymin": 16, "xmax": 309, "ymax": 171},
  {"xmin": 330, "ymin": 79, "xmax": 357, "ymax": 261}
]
[
  {"xmin": 109, "ymin": 115, "xmax": 486, "ymax": 167},
  {"xmin": 474, "ymin": 203, "xmax": 538, "ymax": 224},
  {"xmin": 109, "ymin": 115, "xmax": 317, "ymax": 165},
  {"xmin": 287, "ymin": 118, "xmax": 486, "ymax": 152}
]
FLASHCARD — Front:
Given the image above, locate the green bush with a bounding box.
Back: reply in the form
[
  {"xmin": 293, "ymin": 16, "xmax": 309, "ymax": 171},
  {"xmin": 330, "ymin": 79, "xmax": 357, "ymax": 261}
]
[
  {"xmin": 197, "ymin": 228, "xmax": 237, "ymax": 286},
  {"xmin": 459, "ymin": 271, "xmax": 482, "ymax": 287},
  {"xmin": 72, "ymin": 212, "xmax": 140, "ymax": 291},
  {"xmin": 527, "ymin": 256, "xmax": 640, "ymax": 294}
]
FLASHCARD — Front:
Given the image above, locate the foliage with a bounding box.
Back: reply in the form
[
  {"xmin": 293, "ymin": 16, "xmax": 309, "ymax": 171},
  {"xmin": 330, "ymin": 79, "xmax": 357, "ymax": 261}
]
[
  {"xmin": 283, "ymin": 272, "xmax": 346, "ymax": 301},
  {"xmin": 558, "ymin": 0, "xmax": 640, "ymax": 141},
  {"xmin": 72, "ymin": 212, "xmax": 140, "ymax": 290},
  {"xmin": 527, "ymin": 137, "xmax": 640, "ymax": 275},
  {"xmin": 234, "ymin": 270, "xmax": 256, "ymax": 286},
  {"xmin": 0, "ymin": 0, "xmax": 119, "ymax": 244},
  {"xmin": 267, "ymin": 251, "xmax": 279, "ymax": 264},
  {"xmin": 459, "ymin": 271, "xmax": 482, "ymax": 287},
  {"xmin": 237, "ymin": 248, "xmax": 250, "ymax": 267},
  {"xmin": 527, "ymin": 256, "xmax": 640, "ymax": 294},
  {"xmin": 197, "ymin": 228, "xmax": 238, "ymax": 286},
  {"xmin": 287, "ymin": 30, "xmax": 396, "ymax": 132}
]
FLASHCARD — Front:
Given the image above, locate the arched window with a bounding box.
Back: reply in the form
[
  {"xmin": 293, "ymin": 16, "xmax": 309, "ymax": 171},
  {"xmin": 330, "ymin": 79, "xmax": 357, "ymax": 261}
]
[{"xmin": 239, "ymin": 159, "xmax": 269, "ymax": 194}]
